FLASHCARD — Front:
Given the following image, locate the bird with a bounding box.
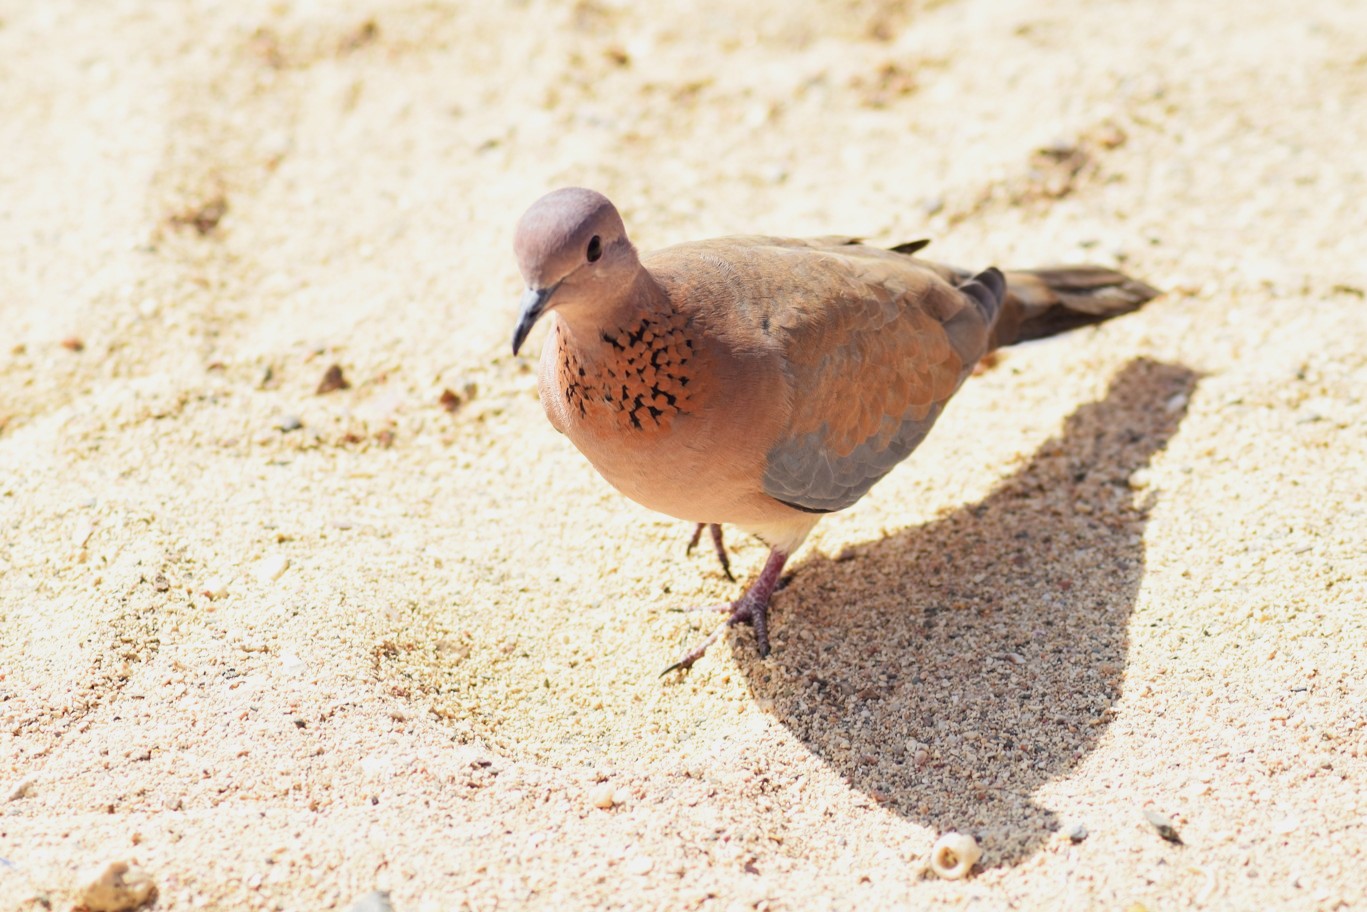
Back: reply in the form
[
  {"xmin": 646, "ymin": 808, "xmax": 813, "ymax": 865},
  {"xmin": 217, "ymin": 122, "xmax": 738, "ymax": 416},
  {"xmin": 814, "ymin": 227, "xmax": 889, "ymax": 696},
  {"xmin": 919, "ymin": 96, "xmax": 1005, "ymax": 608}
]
[{"xmin": 511, "ymin": 187, "xmax": 1159, "ymax": 672}]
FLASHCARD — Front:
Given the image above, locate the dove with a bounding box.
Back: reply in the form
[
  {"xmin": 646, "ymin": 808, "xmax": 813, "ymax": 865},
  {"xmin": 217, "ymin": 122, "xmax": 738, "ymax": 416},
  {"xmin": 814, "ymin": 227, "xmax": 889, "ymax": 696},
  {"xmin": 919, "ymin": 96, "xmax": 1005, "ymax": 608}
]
[{"xmin": 511, "ymin": 187, "xmax": 1159, "ymax": 671}]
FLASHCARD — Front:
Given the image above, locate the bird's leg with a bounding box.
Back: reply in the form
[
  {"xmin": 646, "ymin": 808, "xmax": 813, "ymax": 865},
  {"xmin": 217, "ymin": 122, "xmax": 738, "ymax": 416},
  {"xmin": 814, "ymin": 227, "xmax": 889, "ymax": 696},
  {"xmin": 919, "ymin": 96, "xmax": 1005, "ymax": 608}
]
[
  {"xmin": 710, "ymin": 519, "xmax": 732, "ymax": 577},
  {"xmin": 663, "ymin": 548, "xmax": 789, "ymax": 674},
  {"xmin": 685, "ymin": 522, "xmax": 735, "ymax": 581}
]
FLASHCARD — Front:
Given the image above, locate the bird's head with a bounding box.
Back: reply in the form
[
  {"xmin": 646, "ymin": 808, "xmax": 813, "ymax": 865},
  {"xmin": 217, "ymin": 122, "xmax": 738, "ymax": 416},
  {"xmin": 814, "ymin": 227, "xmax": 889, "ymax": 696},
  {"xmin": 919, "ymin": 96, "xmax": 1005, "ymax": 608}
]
[{"xmin": 511, "ymin": 187, "xmax": 637, "ymax": 355}]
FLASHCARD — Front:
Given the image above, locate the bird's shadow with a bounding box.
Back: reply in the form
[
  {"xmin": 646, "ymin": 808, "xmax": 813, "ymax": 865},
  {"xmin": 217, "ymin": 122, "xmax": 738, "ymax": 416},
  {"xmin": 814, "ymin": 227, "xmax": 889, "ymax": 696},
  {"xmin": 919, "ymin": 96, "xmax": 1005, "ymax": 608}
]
[{"xmin": 737, "ymin": 357, "xmax": 1199, "ymax": 868}]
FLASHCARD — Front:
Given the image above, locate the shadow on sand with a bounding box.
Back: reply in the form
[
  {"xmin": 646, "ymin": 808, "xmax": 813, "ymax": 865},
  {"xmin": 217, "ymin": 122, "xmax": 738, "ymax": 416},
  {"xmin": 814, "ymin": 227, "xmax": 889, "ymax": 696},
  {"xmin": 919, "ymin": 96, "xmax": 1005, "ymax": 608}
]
[{"xmin": 737, "ymin": 357, "xmax": 1199, "ymax": 867}]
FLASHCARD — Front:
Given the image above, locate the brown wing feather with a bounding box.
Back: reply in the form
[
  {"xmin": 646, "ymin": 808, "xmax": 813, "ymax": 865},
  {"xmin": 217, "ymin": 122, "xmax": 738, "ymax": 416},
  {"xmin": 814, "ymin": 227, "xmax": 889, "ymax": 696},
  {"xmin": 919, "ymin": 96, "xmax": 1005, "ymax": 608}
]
[
  {"xmin": 646, "ymin": 237, "xmax": 1003, "ymax": 513},
  {"xmin": 756, "ymin": 248, "xmax": 1003, "ymax": 512}
]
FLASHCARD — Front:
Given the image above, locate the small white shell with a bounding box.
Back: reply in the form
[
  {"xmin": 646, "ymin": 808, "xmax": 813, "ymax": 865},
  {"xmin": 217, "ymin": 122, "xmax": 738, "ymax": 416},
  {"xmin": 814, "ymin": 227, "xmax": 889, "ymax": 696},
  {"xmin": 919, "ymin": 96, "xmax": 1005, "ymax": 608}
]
[
  {"xmin": 588, "ymin": 783, "xmax": 617, "ymax": 809},
  {"xmin": 929, "ymin": 832, "xmax": 982, "ymax": 880}
]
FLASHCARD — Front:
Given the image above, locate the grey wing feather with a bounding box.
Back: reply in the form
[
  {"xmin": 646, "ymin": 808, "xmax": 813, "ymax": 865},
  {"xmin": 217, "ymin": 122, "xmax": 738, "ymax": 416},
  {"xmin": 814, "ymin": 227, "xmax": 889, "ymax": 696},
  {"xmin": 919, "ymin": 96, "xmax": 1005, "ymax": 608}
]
[
  {"xmin": 761, "ymin": 267, "xmax": 1005, "ymax": 514},
  {"xmin": 764, "ymin": 407, "xmax": 945, "ymax": 513}
]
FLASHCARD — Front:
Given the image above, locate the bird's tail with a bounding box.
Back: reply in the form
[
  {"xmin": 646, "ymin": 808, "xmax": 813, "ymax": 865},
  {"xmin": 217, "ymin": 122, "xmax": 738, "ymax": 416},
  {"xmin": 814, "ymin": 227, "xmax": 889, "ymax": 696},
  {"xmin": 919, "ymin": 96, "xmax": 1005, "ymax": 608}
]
[{"xmin": 991, "ymin": 266, "xmax": 1161, "ymax": 350}]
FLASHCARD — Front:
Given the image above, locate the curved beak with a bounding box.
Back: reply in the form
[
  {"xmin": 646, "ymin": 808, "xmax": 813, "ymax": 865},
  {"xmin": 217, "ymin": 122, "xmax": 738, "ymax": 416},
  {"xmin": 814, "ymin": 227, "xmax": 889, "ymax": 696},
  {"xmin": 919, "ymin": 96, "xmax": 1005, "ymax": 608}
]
[{"xmin": 511, "ymin": 283, "xmax": 560, "ymax": 355}]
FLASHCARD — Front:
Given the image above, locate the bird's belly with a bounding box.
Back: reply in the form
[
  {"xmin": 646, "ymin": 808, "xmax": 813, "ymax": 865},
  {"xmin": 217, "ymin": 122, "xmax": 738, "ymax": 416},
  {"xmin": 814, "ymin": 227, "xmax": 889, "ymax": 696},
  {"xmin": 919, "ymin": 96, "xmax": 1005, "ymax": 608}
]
[
  {"xmin": 564, "ymin": 418, "xmax": 725, "ymax": 522},
  {"xmin": 550, "ymin": 400, "xmax": 791, "ymax": 529}
]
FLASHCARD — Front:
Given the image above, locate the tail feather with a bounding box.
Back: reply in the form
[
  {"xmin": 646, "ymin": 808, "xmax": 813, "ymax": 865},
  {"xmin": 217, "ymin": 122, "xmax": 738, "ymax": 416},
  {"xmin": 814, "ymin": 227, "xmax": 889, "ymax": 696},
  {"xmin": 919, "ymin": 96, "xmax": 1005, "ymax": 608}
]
[{"xmin": 993, "ymin": 266, "xmax": 1161, "ymax": 348}]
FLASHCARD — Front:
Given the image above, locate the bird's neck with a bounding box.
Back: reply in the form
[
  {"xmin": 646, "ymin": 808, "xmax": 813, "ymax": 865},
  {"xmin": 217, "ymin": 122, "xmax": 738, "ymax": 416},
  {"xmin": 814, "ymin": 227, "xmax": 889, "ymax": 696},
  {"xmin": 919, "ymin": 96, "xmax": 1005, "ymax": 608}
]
[
  {"xmin": 554, "ymin": 269, "xmax": 663, "ymax": 349},
  {"xmin": 547, "ymin": 274, "xmax": 700, "ymax": 433}
]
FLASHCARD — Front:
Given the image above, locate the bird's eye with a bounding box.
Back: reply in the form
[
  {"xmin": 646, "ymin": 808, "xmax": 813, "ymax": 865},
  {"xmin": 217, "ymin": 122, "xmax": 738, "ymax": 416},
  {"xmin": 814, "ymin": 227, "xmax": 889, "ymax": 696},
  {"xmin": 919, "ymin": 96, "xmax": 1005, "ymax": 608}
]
[{"xmin": 586, "ymin": 235, "xmax": 602, "ymax": 262}]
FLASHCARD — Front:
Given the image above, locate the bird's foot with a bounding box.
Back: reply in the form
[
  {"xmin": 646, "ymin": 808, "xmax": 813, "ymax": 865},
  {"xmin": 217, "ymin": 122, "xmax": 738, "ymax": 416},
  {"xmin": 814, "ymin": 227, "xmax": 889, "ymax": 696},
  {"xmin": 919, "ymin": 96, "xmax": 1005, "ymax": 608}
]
[
  {"xmin": 685, "ymin": 522, "xmax": 734, "ymax": 581},
  {"xmin": 661, "ymin": 595, "xmax": 768, "ymax": 675},
  {"xmin": 662, "ymin": 548, "xmax": 788, "ymax": 675}
]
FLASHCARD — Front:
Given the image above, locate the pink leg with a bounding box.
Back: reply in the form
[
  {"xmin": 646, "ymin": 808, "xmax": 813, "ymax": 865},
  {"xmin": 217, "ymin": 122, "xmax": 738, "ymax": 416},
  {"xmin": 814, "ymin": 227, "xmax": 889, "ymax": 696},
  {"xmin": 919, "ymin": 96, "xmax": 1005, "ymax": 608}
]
[
  {"xmin": 663, "ymin": 548, "xmax": 789, "ymax": 674},
  {"xmin": 686, "ymin": 522, "xmax": 734, "ymax": 581}
]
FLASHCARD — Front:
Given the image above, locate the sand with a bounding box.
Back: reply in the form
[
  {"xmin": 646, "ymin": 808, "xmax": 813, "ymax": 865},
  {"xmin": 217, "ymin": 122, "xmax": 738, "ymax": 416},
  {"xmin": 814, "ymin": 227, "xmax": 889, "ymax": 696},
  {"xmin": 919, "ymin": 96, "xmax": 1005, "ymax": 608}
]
[{"xmin": 2, "ymin": 0, "xmax": 1365, "ymax": 909}]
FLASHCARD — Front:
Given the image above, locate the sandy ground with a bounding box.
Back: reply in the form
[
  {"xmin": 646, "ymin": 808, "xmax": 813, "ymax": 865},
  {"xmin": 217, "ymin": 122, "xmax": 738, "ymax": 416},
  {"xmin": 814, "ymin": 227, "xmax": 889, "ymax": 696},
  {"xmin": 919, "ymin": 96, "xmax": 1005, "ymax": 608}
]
[{"xmin": 2, "ymin": 0, "xmax": 1366, "ymax": 909}]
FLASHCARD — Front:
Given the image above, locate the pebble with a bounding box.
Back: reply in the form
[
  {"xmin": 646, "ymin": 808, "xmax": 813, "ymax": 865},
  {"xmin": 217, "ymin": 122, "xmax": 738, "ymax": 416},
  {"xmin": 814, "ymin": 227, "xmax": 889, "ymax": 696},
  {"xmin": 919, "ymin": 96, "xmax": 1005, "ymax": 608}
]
[
  {"xmin": 5, "ymin": 776, "xmax": 34, "ymax": 801},
  {"xmin": 437, "ymin": 381, "xmax": 481, "ymax": 414},
  {"xmin": 360, "ymin": 756, "xmax": 393, "ymax": 778},
  {"xmin": 759, "ymin": 163, "xmax": 788, "ymax": 185},
  {"xmin": 1128, "ymin": 468, "xmax": 1154, "ymax": 490},
  {"xmin": 348, "ymin": 891, "xmax": 395, "ymax": 912},
  {"xmin": 929, "ymin": 832, "xmax": 981, "ymax": 880},
  {"xmin": 1300, "ymin": 396, "xmax": 1345, "ymax": 424},
  {"xmin": 261, "ymin": 129, "xmax": 293, "ymax": 163},
  {"xmin": 1144, "ymin": 808, "xmax": 1184, "ymax": 845},
  {"xmin": 254, "ymin": 554, "xmax": 290, "ymax": 584},
  {"xmin": 316, "ymin": 364, "xmax": 350, "ymax": 395},
  {"xmin": 201, "ymin": 576, "xmax": 231, "ymax": 599},
  {"xmin": 438, "ymin": 388, "xmax": 464, "ymax": 413},
  {"xmin": 588, "ymin": 783, "xmax": 617, "ymax": 809},
  {"xmin": 71, "ymin": 519, "xmax": 95, "ymax": 548},
  {"xmin": 1169, "ymin": 275, "xmax": 1207, "ymax": 296},
  {"xmin": 275, "ymin": 414, "xmax": 304, "ymax": 432},
  {"xmin": 1272, "ymin": 816, "xmax": 1300, "ymax": 835},
  {"xmin": 623, "ymin": 854, "xmax": 654, "ymax": 875},
  {"xmin": 1067, "ymin": 823, "xmax": 1089, "ymax": 843},
  {"xmin": 80, "ymin": 860, "xmax": 157, "ymax": 912}
]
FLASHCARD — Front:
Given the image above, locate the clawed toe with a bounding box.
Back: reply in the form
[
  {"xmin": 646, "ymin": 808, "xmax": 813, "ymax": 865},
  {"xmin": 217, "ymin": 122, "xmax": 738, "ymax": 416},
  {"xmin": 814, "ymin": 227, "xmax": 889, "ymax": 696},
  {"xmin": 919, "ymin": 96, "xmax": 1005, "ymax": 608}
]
[
  {"xmin": 662, "ymin": 593, "xmax": 770, "ymax": 675},
  {"xmin": 670, "ymin": 601, "xmax": 735, "ymax": 615},
  {"xmin": 660, "ymin": 621, "xmax": 730, "ymax": 675},
  {"xmin": 661, "ymin": 547, "xmax": 787, "ymax": 674}
]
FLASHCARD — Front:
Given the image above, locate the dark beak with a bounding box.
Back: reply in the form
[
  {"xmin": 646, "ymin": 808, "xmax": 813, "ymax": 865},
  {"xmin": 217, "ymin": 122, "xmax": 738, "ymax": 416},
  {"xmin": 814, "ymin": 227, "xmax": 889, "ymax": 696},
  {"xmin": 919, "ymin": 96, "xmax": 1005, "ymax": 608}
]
[{"xmin": 512, "ymin": 283, "xmax": 559, "ymax": 355}]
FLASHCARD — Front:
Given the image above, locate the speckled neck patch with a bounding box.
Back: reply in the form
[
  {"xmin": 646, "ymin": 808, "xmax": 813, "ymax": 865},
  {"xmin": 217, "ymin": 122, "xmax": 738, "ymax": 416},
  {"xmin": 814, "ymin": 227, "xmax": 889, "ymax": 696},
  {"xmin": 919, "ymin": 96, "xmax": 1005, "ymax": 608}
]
[{"xmin": 555, "ymin": 311, "xmax": 697, "ymax": 432}]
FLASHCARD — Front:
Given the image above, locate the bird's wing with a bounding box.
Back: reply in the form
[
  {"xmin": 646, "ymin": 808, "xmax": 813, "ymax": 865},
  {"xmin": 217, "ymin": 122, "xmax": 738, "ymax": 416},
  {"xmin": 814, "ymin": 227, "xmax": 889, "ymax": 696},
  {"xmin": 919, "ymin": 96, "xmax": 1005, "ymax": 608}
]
[{"xmin": 655, "ymin": 238, "xmax": 1004, "ymax": 514}]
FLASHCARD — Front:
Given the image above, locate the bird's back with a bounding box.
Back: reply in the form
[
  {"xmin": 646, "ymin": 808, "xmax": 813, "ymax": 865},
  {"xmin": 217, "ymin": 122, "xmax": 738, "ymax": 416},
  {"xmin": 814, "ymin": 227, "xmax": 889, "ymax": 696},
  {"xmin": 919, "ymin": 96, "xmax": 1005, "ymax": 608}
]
[{"xmin": 645, "ymin": 237, "xmax": 1003, "ymax": 514}]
